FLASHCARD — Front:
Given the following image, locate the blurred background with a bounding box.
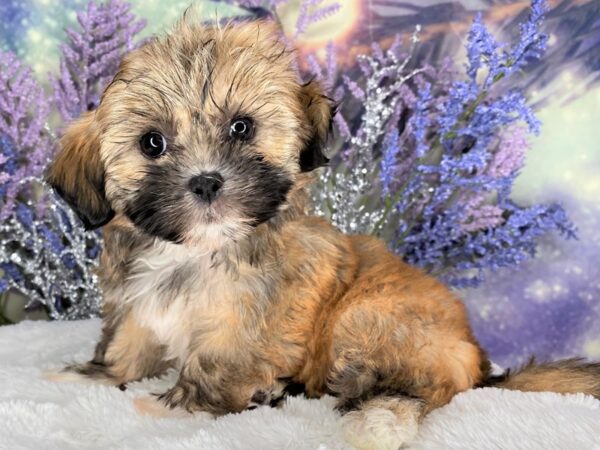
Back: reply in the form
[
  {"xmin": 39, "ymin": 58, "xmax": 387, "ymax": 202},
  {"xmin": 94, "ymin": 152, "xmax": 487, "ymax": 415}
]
[{"xmin": 0, "ymin": 0, "xmax": 598, "ymax": 367}]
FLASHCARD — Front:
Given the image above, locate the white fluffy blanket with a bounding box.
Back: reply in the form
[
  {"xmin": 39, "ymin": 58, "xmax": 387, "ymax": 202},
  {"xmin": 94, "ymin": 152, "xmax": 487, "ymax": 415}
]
[{"xmin": 1, "ymin": 319, "xmax": 599, "ymax": 450}]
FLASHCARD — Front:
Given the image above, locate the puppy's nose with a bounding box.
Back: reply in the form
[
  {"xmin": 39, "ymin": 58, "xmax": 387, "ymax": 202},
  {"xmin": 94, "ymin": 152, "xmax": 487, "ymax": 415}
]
[{"xmin": 189, "ymin": 172, "xmax": 224, "ymax": 203}]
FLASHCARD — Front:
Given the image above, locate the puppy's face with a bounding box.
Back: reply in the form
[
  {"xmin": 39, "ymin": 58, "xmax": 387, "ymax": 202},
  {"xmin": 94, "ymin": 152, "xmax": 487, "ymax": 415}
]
[{"xmin": 47, "ymin": 20, "xmax": 332, "ymax": 246}]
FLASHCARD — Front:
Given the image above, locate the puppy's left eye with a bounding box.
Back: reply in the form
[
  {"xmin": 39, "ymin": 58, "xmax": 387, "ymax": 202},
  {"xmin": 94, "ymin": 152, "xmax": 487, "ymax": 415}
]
[{"xmin": 229, "ymin": 117, "xmax": 254, "ymax": 141}]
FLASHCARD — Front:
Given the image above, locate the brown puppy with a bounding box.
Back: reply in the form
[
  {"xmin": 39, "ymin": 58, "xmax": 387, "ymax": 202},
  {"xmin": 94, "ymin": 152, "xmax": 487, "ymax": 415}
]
[{"xmin": 47, "ymin": 18, "xmax": 600, "ymax": 449}]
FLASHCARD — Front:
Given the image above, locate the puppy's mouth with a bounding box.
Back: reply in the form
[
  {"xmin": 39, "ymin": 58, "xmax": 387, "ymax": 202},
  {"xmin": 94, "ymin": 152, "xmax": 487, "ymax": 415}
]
[{"xmin": 195, "ymin": 202, "xmax": 224, "ymax": 225}]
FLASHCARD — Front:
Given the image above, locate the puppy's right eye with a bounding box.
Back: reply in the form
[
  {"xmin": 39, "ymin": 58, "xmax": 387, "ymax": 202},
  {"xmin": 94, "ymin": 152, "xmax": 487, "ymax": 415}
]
[
  {"xmin": 140, "ymin": 132, "xmax": 167, "ymax": 158},
  {"xmin": 229, "ymin": 117, "xmax": 254, "ymax": 141}
]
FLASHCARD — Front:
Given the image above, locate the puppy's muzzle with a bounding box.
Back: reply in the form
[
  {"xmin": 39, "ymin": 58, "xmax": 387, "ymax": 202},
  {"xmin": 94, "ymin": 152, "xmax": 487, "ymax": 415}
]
[{"xmin": 189, "ymin": 172, "xmax": 224, "ymax": 204}]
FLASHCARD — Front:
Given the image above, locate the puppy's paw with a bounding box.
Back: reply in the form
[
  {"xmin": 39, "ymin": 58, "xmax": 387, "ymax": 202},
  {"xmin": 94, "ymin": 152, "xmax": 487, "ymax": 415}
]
[
  {"xmin": 42, "ymin": 368, "xmax": 86, "ymax": 383},
  {"xmin": 157, "ymin": 384, "xmax": 189, "ymax": 410},
  {"xmin": 42, "ymin": 362, "xmax": 117, "ymax": 386},
  {"xmin": 339, "ymin": 397, "xmax": 421, "ymax": 450},
  {"xmin": 247, "ymin": 388, "xmax": 280, "ymax": 410},
  {"xmin": 249, "ymin": 379, "xmax": 307, "ymax": 409},
  {"xmin": 156, "ymin": 380, "xmax": 212, "ymax": 414},
  {"xmin": 340, "ymin": 408, "xmax": 418, "ymax": 450},
  {"xmin": 133, "ymin": 395, "xmax": 192, "ymax": 418}
]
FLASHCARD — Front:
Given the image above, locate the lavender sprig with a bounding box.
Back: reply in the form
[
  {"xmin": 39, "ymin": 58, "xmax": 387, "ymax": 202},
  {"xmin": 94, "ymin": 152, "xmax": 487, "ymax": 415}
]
[
  {"xmin": 295, "ymin": 0, "xmax": 341, "ymax": 38},
  {"xmin": 313, "ymin": 0, "xmax": 573, "ymax": 287},
  {"xmin": 0, "ymin": 50, "xmax": 52, "ymax": 220},
  {"xmin": 49, "ymin": 0, "xmax": 145, "ymax": 122}
]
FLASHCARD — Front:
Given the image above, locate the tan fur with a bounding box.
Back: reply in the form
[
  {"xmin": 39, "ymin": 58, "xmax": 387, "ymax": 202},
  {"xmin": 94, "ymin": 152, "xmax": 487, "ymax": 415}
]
[
  {"xmin": 46, "ymin": 17, "xmax": 600, "ymax": 448},
  {"xmin": 133, "ymin": 396, "xmax": 192, "ymax": 418},
  {"xmin": 46, "ymin": 112, "xmax": 113, "ymax": 229},
  {"xmin": 489, "ymin": 358, "xmax": 600, "ymax": 397}
]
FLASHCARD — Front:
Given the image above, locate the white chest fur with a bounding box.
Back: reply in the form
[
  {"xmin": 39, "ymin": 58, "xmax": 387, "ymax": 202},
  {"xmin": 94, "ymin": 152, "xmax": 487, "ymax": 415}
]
[{"xmin": 117, "ymin": 241, "xmax": 272, "ymax": 365}]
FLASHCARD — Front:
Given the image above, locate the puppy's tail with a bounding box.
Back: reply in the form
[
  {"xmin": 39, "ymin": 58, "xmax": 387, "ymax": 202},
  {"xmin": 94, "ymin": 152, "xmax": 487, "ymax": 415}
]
[{"xmin": 483, "ymin": 357, "xmax": 600, "ymax": 398}]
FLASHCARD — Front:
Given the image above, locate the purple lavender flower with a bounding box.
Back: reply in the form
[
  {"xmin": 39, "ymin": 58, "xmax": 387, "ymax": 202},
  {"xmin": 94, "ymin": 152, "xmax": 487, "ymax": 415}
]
[
  {"xmin": 436, "ymin": 80, "xmax": 479, "ymax": 139},
  {"xmin": 380, "ymin": 131, "xmax": 400, "ymax": 197},
  {"xmin": 509, "ymin": 0, "xmax": 550, "ymax": 72},
  {"xmin": 343, "ymin": 75, "xmax": 364, "ymax": 101},
  {"xmin": 395, "ymin": 1, "xmax": 561, "ymax": 285},
  {"xmin": 412, "ymin": 82, "xmax": 432, "ymax": 158},
  {"xmin": 1, "ymin": 262, "xmax": 22, "ymax": 283},
  {"xmin": 314, "ymin": 0, "xmax": 571, "ymax": 289},
  {"xmin": 0, "ymin": 136, "xmax": 18, "ymax": 201},
  {"xmin": 488, "ymin": 125, "xmax": 530, "ymax": 179},
  {"xmin": 50, "ymin": 0, "xmax": 145, "ymax": 122},
  {"xmin": 305, "ymin": 41, "xmax": 338, "ymax": 91},
  {"xmin": 461, "ymin": 194, "xmax": 505, "ymax": 233},
  {"xmin": 0, "ymin": 50, "xmax": 51, "ymax": 220},
  {"xmin": 466, "ymin": 0, "xmax": 548, "ymax": 88},
  {"xmin": 466, "ymin": 13, "xmax": 502, "ymax": 88},
  {"xmin": 295, "ymin": 0, "xmax": 341, "ymax": 38}
]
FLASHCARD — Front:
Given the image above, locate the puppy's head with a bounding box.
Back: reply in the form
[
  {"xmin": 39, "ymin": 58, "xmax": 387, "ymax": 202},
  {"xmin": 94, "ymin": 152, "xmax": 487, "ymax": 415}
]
[{"xmin": 47, "ymin": 20, "xmax": 333, "ymax": 246}]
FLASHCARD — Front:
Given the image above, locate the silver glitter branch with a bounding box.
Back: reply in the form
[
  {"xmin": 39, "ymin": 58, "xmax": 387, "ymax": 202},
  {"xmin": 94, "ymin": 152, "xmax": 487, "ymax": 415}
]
[
  {"xmin": 313, "ymin": 27, "xmax": 424, "ymax": 235},
  {"xmin": 0, "ymin": 180, "xmax": 103, "ymax": 320}
]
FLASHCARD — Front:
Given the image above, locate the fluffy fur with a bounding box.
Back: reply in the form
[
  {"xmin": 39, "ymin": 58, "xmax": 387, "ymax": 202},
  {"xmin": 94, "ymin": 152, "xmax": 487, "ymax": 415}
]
[{"xmin": 46, "ymin": 18, "xmax": 600, "ymax": 449}]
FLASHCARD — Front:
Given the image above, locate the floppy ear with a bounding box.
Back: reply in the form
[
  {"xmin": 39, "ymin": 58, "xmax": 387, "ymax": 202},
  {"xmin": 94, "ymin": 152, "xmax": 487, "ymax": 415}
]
[
  {"xmin": 298, "ymin": 80, "xmax": 335, "ymax": 172},
  {"xmin": 46, "ymin": 112, "xmax": 114, "ymax": 230}
]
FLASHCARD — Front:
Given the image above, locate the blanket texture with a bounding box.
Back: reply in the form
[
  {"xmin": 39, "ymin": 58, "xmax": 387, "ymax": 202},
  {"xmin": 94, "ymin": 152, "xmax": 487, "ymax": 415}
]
[{"xmin": 1, "ymin": 319, "xmax": 599, "ymax": 450}]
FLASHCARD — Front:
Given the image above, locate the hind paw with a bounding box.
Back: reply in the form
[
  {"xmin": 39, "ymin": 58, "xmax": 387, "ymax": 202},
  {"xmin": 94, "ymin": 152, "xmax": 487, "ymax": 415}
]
[{"xmin": 338, "ymin": 396, "xmax": 423, "ymax": 450}]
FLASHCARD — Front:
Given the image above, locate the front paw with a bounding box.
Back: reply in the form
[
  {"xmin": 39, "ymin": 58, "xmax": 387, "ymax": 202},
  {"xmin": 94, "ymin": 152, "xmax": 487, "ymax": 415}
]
[
  {"xmin": 157, "ymin": 380, "xmax": 205, "ymax": 413},
  {"xmin": 248, "ymin": 380, "xmax": 307, "ymax": 409},
  {"xmin": 42, "ymin": 363, "xmax": 116, "ymax": 386},
  {"xmin": 134, "ymin": 395, "xmax": 193, "ymax": 418},
  {"xmin": 158, "ymin": 378, "xmax": 226, "ymax": 415},
  {"xmin": 158, "ymin": 378, "xmax": 251, "ymax": 415}
]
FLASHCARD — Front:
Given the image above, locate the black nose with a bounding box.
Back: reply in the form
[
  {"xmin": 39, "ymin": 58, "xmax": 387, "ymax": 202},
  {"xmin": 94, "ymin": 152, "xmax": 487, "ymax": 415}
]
[{"xmin": 189, "ymin": 172, "xmax": 224, "ymax": 203}]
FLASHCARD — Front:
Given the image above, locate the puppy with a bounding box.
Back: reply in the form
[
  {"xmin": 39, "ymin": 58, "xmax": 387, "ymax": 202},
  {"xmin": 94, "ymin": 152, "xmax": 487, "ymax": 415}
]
[{"xmin": 47, "ymin": 18, "xmax": 600, "ymax": 450}]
